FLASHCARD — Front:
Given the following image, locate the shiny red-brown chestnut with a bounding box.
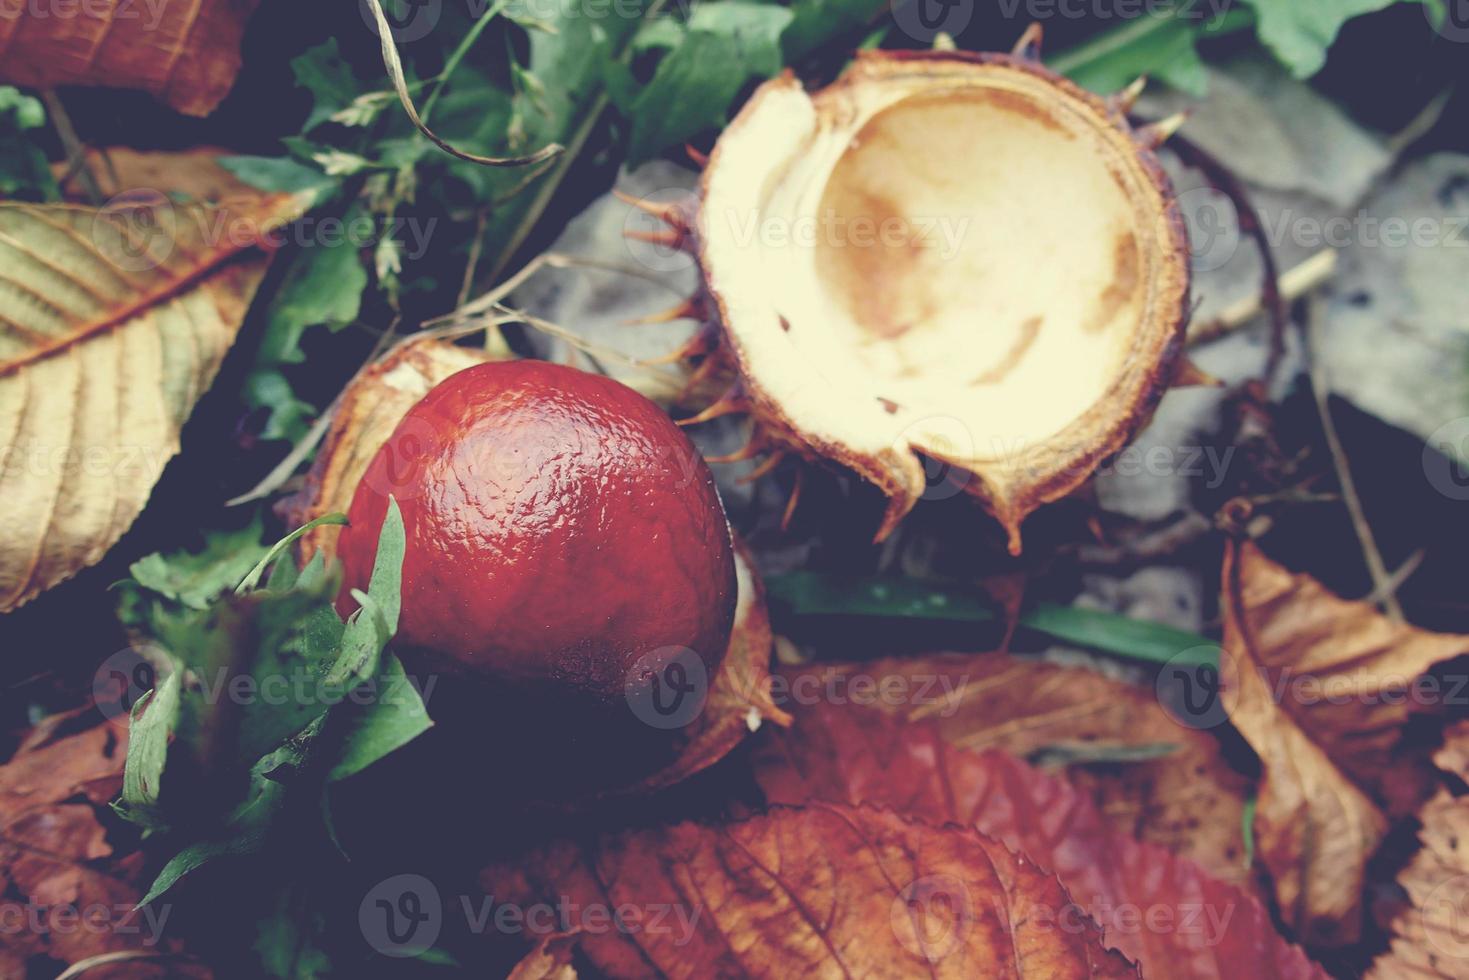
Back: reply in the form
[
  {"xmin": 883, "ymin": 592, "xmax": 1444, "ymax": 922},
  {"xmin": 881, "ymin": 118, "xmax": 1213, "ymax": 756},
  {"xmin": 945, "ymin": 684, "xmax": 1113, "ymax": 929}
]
[{"xmin": 336, "ymin": 360, "xmax": 737, "ymax": 793}]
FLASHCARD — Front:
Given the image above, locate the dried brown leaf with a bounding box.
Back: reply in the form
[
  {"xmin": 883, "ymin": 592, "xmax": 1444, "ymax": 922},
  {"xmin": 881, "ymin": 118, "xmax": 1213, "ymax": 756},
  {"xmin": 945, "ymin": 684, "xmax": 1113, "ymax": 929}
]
[
  {"xmin": 749, "ymin": 696, "xmax": 1325, "ymax": 979},
  {"xmin": 1369, "ymin": 721, "xmax": 1469, "ymax": 979},
  {"xmin": 0, "ymin": 181, "xmax": 305, "ymax": 612},
  {"xmin": 481, "ymin": 803, "xmax": 1137, "ymax": 978},
  {"xmin": 0, "ymin": 713, "xmax": 211, "ymax": 977},
  {"xmin": 767, "ymin": 653, "xmax": 1258, "ymax": 894},
  {"xmin": 55, "ymin": 146, "xmax": 268, "ymax": 203},
  {"xmin": 1221, "ymin": 542, "xmax": 1469, "ymax": 944},
  {"xmin": 509, "ymin": 933, "xmax": 581, "ymax": 980},
  {"xmin": 0, "ymin": 0, "xmax": 259, "ymax": 117}
]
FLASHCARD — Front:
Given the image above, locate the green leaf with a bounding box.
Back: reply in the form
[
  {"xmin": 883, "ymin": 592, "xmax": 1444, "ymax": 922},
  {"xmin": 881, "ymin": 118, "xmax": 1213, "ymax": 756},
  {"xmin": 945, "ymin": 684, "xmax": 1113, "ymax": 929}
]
[
  {"xmin": 0, "ymin": 86, "xmax": 57, "ymax": 200},
  {"xmin": 326, "ymin": 497, "xmax": 405, "ymax": 688},
  {"xmin": 633, "ymin": 16, "xmax": 684, "ymax": 53},
  {"xmin": 236, "ymin": 514, "xmax": 349, "ymax": 595},
  {"xmin": 0, "ymin": 86, "xmax": 44, "ymax": 130},
  {"xmin": 137, "ymin": 739, "xmax": 302, "ymax": 906},
  {"xmin": 764, "ymin": 572, "xmax": 1217, "ymax": 668},
  {"xmin": 1019, "ymin": 603, "xmax": 1216, "ymax": 668},
  {"xmin": 256, "ymin": 214, "xmax": 370, "ymax": 366},
  {"xmin": 160, "ymin": 584, "xmax": 347, "ymax": 774},
  {"xmin": 119, "ymin": 664, "xmax": 183, "ymax": 827},
  {"xmin": 688, "ymin": 2, "xmax": 795, "ymax": 76},
  {"xmin": 327, "ymin": 654, "xmax": 433, "ymax": 782},
  {"xmin": 1053, "ymin": 11, "xmax": 1210, "ymax": 97},
  {"xmin": 255, "ymin": 881, "xmax": 333, "ymax": 980},
  {"xmin": 627, "ymin": 5, "xmax": 794, "ymax": 163},
  {"xmin": 246, "ymin": 207, "xmax": 371, "ymax": 442},
  {"xmin": 1238, "ymin": 0, "xmax": 1426, "ymax": 77},
  {"xmin": 295, "ymin": 551, "xmax": 330, "ymax": 593},
  {"xmin": 293, "ymin": 39, "xmax": 364, "ymax": 132},
  {"xmin": 127, "ymin": 519, "xmax": 268, "ymax": 611},
  {"xmin": 627, "ymin": 34, "xmax": 749, "ymax": 164},
  {"xmin": 781, "ymin": 0, "xmax": 886, "ymax": 61},
  {"xmin": 218, "ymin": 155, "xmax": 340, "ymax": 199},
  {"xmin": 243, "ymin": 369, "xmax": 318, "ymax": 444}
]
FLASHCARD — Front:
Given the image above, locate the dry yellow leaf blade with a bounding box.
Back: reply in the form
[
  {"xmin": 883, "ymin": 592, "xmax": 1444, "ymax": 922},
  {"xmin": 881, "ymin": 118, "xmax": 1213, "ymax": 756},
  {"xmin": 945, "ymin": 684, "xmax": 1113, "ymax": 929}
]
[{"xmin": 0, "ymin": 192, "xmax": 305, "ymax": 613}]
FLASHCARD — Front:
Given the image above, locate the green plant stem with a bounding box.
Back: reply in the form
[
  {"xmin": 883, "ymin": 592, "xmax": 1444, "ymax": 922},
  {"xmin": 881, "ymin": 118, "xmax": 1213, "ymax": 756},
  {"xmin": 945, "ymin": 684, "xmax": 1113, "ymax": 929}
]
[
  {"xmin": 420, "ymin": 0, "xmax": 511, "ymax": 127},
  {"xmin": 486, "ymin": 0, "xmax": 672, "ymax": 280}
]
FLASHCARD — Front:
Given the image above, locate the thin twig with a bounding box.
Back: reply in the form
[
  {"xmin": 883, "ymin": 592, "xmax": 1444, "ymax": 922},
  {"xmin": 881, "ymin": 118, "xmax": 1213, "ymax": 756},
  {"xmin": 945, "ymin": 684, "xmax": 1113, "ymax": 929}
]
[
  {"xmin": 487, "ymin": 302, "xmax": 685, "ymax": 384},
  {"xmin": 1074, "ymin": 511, "xmax": 1214, "ymax": 570},
  {"xmin": 457, "ymin": 208, "xmax": 490, "ymax": 311},
  {"xmin": 1188, "ymin": 250, "xmax": 1338, "ymax": 347},
  {"xmin": 1304, "ymin": 295, "xmax": 1403, "ymax": 621},
  {"xmin": 55, "ymin": 950, "xmax": 200, "ymax": 979},
  {"xmin": 41, "ymin": 90, "xmax": 102, "ymax": 204},
  {"xmin": 430, "ymin": 251, "xmax": 683, "ymax": 329},
  {"xmin": 1361, "ymin": 548, "xmax": 1426, "ymax": 608},
  {"xmin": 1387, "ymin": 86, "xmax": 1456, "ymax": 157},
  {"xmin": 418, "ymin": 0, "xmax": 510, "ymax": 128}
]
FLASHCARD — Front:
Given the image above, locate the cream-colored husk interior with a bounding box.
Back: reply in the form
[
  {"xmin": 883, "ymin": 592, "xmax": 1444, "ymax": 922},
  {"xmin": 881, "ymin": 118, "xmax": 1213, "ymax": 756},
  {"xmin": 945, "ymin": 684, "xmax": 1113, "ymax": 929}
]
[{"xmin": 701, "ymin": 63, "xmax": 1170, "ymax": 471}]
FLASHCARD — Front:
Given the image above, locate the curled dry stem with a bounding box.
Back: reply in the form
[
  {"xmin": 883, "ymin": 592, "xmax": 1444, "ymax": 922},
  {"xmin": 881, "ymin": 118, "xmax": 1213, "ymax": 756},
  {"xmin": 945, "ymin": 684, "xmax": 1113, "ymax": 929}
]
[{"xmin": 361, "ymin": 0, "xmax": 563, "ymax": 168}]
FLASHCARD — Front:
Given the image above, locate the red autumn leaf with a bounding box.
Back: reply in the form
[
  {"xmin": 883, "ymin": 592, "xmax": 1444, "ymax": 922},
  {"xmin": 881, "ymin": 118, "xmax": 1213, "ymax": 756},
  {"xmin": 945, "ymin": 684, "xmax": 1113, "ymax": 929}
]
[
  {"xmin": 0, "ymin": 709, "xmax": 212, "ymax": 977},
  {"xmin": 748, "ymin": 689, "xmax": 1325, "ymax": 980},
  {"xmin": 0, "ymin": 0, "xmax": 260, "ymax": 117},
  {"xmin": 764, "ymin": 654, "xmax": 1259, "ymax": 894},
  {"xmin": 480, "ymin": 803, "xmax": 1137, "ymax": 978}
]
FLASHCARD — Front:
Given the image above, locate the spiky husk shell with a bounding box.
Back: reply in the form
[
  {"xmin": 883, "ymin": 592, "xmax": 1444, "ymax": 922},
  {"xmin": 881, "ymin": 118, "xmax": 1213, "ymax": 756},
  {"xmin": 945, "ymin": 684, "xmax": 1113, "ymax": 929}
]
[{"xmin": 631, "ymin": 32, "xmax": 1195, "ymax": 553}]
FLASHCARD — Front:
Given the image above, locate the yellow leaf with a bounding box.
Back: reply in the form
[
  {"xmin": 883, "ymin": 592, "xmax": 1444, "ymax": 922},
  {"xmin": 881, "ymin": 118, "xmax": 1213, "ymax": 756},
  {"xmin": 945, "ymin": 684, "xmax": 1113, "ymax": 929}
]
[{"xmin": 0, "ymin": 187, "xmax": 304, "ymax": 612}]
